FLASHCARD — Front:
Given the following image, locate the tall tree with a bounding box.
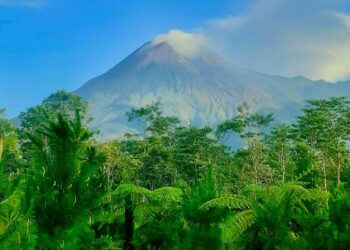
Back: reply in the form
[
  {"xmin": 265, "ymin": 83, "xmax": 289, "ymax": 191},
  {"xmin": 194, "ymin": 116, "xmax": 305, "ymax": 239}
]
[
  {"xmin": 27, "ymin": 111, "xmax": 103, "ymax": 249},
  {"xmin": 124, "ymin": 104, "xmax": 181, "ymax": 189},
  {"xmin": 19, "ymin": 90, "xmax": 90, "ymax": 139},
  {"xmin": 126, "ymin": 102, "xmax": 179, "ymax": 139},
  {"xmin": 172, "ymin": 126, "xmax": 227, "ymax": 185},
  {"xmin": 126, "ymin": 102, "xmax": 161, "ymax": 138},
  {"xmin": 265, "ymin": 124, "xmax": 295, "ymax": 183},
  {"xmin": 295, "ymin": 97, "xmax": 350, "ymax": 188},
  {"xmin": 217, "ymin": 102, "xmax": 274, "ymax": 185},
  {"xmin": 216, "ymin": 102, "xmax": 273, "ymax": 143}
]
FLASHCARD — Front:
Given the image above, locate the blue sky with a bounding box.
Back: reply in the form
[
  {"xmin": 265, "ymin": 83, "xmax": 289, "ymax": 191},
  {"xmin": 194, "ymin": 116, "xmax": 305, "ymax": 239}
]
[
  {"xmin": 0, "ymin": 0, "xmax": 253, "ymax": 117},
  {"xmin": 1, "ymin": 0, "xmax": 350, "ymax": 117}
]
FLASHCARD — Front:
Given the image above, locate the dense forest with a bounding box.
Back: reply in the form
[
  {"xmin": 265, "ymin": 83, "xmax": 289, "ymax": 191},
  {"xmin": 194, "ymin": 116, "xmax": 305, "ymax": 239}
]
[{"xmin": 1, "ymin": 90, "xmax": 350, "ymax": 249}]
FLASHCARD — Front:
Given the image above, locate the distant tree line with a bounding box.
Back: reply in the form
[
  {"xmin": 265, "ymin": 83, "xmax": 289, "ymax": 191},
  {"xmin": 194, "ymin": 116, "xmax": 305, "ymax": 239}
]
[{"xmin": 1, "ymin": 89, "xmax": 350, "ymax": 249}]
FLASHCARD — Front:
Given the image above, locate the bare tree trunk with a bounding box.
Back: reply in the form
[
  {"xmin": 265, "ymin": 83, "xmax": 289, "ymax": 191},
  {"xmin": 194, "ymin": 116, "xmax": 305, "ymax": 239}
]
[
  {"xmin": 0, "ymin": 135, "xmax": 3, "ymax": 161},
  {"xmin": 336, "ymin": 154, "xmax": 341, "ymax": 186},
  {"xmin": 321, "ymin": 155, "xmax": 327, "ymax": 191},
  {"xmin": 336, "ymin": 140, "xmax": 341, "ymax": 186},
  {"xmin": 279, "ymin": 146, "xmax": 286, "ymax": 183},
  {"xmin": 123, "ymin": 195, "xmax": 135, "ymax": 250},
  {"xmin": 144, "ymin": 119, "xmax": 147, "ymax": 138},
  {"xmin": 250, "ymin": 141, "xmax": 258, "ymax": 185},
  {"xmin": 337, "ymin": 168, "xmax": 341, "ymax": 185},
  {"xmin": 254, "ymin": 163, "xmax": 258, "ymax": 185}
]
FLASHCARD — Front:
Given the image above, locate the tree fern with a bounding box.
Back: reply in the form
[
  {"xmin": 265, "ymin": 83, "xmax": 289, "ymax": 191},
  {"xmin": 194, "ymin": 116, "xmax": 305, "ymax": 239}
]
[
  {"xmin": 204, "ymin": 183, "xmax": 328, "ymax": 249},
  {"xmin": 104, "ymin": 183, "xmax": 183, "ymax": 249}
]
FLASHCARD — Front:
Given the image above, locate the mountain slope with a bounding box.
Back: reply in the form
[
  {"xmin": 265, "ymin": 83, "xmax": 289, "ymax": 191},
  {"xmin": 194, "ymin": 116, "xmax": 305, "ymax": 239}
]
[{"xmin": 75, "ymin": 41, "xmax": 350, "ymax": 140}]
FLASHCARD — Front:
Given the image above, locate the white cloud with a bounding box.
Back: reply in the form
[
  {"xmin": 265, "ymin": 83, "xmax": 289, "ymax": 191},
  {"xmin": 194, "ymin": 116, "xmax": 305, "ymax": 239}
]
[
  {"xmin": 0, "ymin": 0, "xmax": 45, "ymax": 8},
  {"xmin": 152, "ymin": 29, "xmax": 206, "ymax": 57},
  {"xmin": 204, "ymin": 0, "xmax": 350, "ymax": 82}
]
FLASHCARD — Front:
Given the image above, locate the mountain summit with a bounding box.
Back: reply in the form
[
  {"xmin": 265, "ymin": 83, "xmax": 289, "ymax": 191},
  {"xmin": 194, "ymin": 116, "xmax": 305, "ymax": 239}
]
[{"xmin": 75, "ymin": 41, "xmax": 349, "ymax": 140}]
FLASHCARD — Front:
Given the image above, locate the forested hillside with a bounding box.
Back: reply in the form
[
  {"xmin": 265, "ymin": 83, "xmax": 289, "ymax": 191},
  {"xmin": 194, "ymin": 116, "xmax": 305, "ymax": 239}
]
[{"xmin": 1, "ymin": 90, "xmax": 350, "ymax": 249}]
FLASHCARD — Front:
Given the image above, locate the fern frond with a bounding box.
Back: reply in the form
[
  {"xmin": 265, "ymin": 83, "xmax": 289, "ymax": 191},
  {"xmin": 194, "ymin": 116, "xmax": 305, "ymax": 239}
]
[
  {"xmin": 221, "ymin": 210, "xmax": 256, "ymax": 243},
  {"xmin": 134, "ymin": 202, "xmax": 157, "ymax": 228},
  {"xmin": 152, "ymin": 187, "xmax": 183, "ymax": 202},
  {"xmin": 112, "ymin": 184, "xmax": 152, "ymax": 198},
  {"xmin": 200, "ymin": 195, "xmax": 252, "ymax": 211}
]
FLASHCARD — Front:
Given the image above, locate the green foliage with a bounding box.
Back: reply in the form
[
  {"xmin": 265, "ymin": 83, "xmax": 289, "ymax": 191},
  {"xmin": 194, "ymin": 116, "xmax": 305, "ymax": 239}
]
[
  {"xmin": 295, "ymin": 97, "xmax": 350, "ymax": 188},
  {"xmin": 204, "ymin": 184, "xmax": 328, "ymax": 249},
  {"xmin": 265, "ymin": 124, "xmax": 295, "ymax": 182},
  {"xmin": 216, "ymin": 101, "xmax": 274, "ymax": 142},
  {"xmin": 327, "ymin": 184, "xmax": 350, "ymax": 249},
  {"xmin": 172, "ymin": 126, "xmax": 228, "ymax": 185},
  {"xmin": 18, "ymin": 90, "xmax": 90, "ymax": 155},
  {"xmin": 126, "ymin": 102, "xmax": 179, "ymax": 138},
  {"xmin": 0, "ymin": 109, "xmax": 22, "ymax": 173},
  {"xmin": 137, "ymin": 137, "xmax": 176, "ymax": 190},
  {"xmin": 3, "ymin": 96, "xmax": 350, "ymax": 249},
  {"xmin": 102, "ymin": 183, "xmax": 183, "ymax": 249},
  {"xmin": 0, "ymin": 151, "xmax": 37, "ymax": 249},
  {"xmin": 27, "ymin": 111, "xmax": 103, "ymax": 249},
  {"xmin": 181, "ymin": 167, "xmax": 226, "ymax": 250}
]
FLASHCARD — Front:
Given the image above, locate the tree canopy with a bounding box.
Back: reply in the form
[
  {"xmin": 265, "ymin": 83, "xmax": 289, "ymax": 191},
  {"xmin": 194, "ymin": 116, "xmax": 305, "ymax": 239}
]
[{"xmin": 1, "ymin": 94, "xmax": 350, "ymax": 249}]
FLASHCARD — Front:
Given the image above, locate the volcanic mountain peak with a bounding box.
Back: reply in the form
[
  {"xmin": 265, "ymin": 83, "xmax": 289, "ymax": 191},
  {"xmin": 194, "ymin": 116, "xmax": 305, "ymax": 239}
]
[
  {"xmin": 75, "ymin": 41, "xmax": 350, "ymax": 141},
  {"xmin": 76, "ymin": 41, "xmax": 234, "ymax": 99},
  {"xmin": 139, "ymin": 42, "xmax": 186, "ymax": 65}
]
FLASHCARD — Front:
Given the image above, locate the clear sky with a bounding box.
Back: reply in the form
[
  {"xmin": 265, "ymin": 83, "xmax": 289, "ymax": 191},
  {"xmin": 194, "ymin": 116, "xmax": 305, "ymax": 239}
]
[
  {"xmin": 1, "ymin": 0, "xmax": 350, "ymax": 117},
  {"xmin": 0, "ymin": 0, "xmax": 253, "ymax": 117}
]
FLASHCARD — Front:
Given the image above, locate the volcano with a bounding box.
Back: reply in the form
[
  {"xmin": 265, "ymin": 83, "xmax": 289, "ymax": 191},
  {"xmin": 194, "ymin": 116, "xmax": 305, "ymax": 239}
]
[{"xmin": 75, "ymin": 40, "xmax": 350, "ymax": 140}]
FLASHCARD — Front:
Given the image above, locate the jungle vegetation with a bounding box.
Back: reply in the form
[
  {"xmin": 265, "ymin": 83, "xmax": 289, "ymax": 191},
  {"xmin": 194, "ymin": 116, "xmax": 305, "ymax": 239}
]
[{"xmin": 1, "ymin": 90, "xmax": 350, "ymax": 249}]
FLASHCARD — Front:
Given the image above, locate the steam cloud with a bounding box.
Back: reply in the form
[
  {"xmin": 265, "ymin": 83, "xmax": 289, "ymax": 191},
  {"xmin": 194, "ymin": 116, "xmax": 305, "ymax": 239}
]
[{"xmin": 152, "ymin": 30, "xmax": 206, "ymax": 57}]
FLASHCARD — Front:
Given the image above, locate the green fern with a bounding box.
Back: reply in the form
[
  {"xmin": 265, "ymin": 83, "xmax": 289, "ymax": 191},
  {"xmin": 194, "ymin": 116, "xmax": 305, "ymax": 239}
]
[{"xmin": 204, "ymin": 184, "xmax": 328, "ymax": 249}]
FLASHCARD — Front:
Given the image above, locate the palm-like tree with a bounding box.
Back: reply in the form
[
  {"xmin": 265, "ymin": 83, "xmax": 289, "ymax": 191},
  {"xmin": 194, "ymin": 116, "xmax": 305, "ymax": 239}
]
[
  {"xmin": 201, "ymin": 184, "xmax": 328, "ymax": 249},
  {"xmin": 27, "ymin": 111, "xmax": 103, "ymax": 249},
  {"xmin": 97, "ymin": 183, "xmax": 183, "ymax": 250},
  {"xmin": 180, "ymin": 166, "xmax": 227, "ymax": 250}
]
